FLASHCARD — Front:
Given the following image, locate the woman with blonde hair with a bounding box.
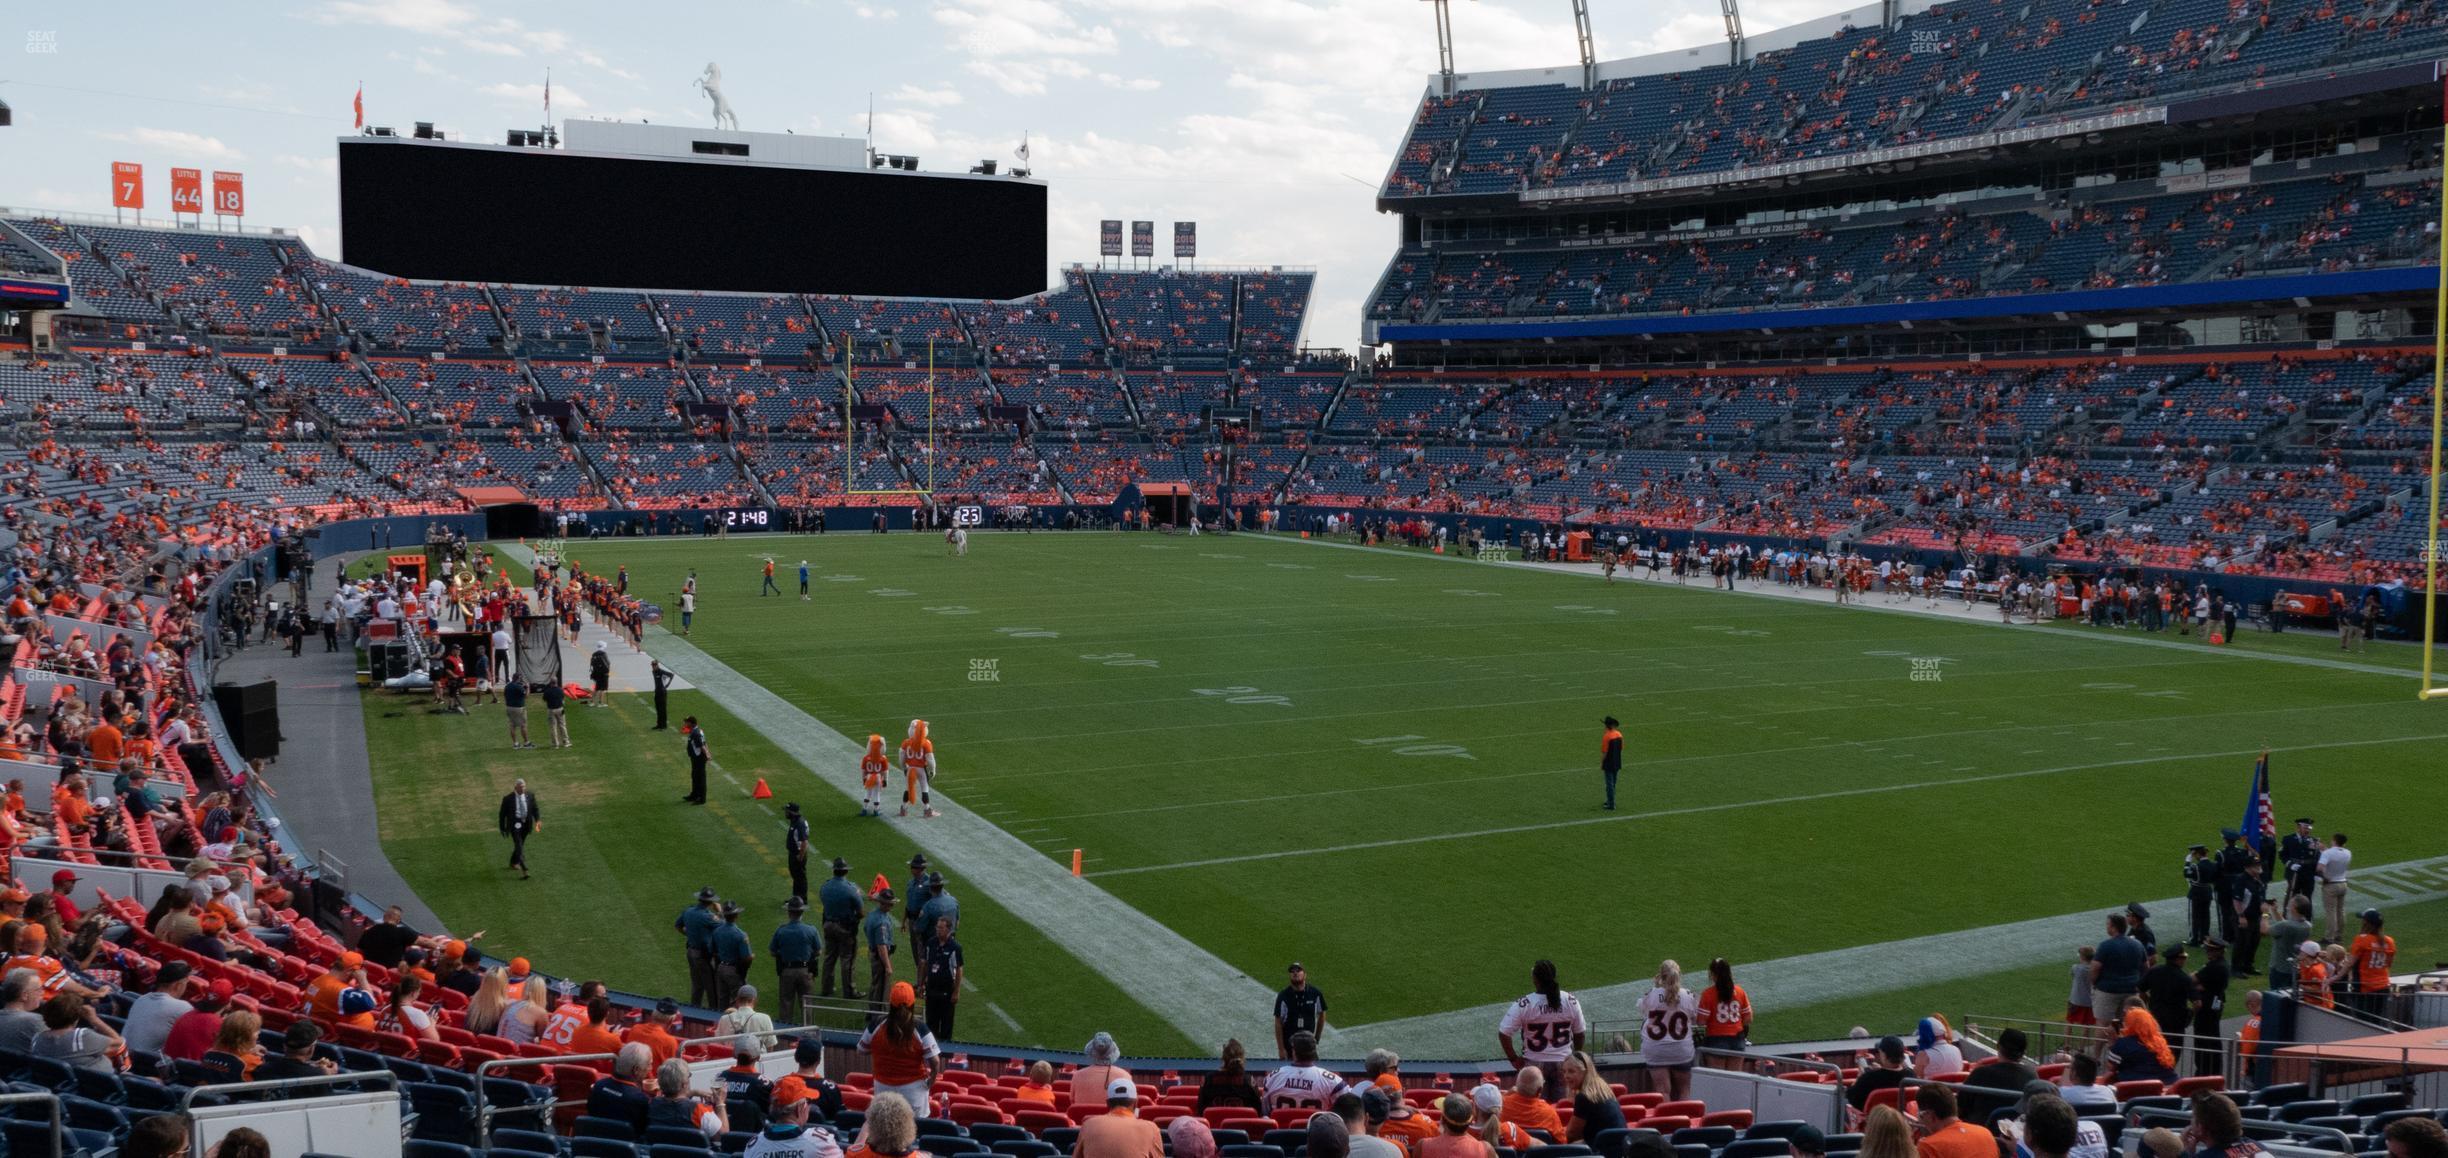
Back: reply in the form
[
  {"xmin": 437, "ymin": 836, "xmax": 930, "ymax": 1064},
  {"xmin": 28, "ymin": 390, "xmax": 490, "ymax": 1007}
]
[
  {"xmin": 846, "ymin": 1080, "xmax": 932, "ymax": 1158},
  {"xmin": 199, "ymin": 1009, "xmax": 264, "ymax": 1083},
  {"xmin": 1858, "ymin": 1105, "xmax": 1917, "ymax": 1158},
  {"xmin": 1558, "ymin": 1050, "xmax": 1624, "ymax": 1143},
  {"xmin": 462, "ymin": 969, "xmax": 511, "ymax": 1036},
  {"xmin": 500, "ymin": 975, "xmax": 552, "ymax": 1046},
  {"xmin": 1637, "ymin": 958, "xmax": 1699, "ymax": 1100}
]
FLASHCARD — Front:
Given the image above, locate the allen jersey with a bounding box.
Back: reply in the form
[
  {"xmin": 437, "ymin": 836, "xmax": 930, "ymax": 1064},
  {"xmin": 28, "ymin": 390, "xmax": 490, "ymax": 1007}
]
[
  {"xmin": 1636, "ymin": 986, "xmax": 1700, "ymax": 1066},
  {"xmin": 1498, "ymin": 991, "xmax": 1586, "ymax": 1062},
  {"xmin": 1261, "ymin": 1064, "xmax": 1349, "ymax": 1112}
]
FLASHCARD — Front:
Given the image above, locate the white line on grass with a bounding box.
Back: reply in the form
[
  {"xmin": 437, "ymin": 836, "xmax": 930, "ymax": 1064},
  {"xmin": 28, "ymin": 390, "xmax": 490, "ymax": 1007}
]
[
  {"xmin": 1091, "ymin": 733, "xmax": 2448, "ymax": 877},
  {"xmin": 628, "ymin": 622, "xmax": 1282, "ymax": 1051}
]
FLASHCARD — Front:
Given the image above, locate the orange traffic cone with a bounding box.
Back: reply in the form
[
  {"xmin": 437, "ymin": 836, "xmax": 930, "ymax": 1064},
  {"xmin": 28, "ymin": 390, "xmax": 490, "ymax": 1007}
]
[
  {"xmin": 2209, "ymin": 632, "xmax": 2225, "ymax": 646},
  {"xmin": 751, "ymin": 777, "xmax": 773, "ymax": 800},
  {"xmin": 1433, "ymin": 544, "xmax": 1443, "ymax": 554}
]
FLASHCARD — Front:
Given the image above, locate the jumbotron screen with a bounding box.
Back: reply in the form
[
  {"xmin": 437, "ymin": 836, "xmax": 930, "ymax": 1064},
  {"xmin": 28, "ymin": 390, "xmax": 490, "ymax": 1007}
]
[{"xmin": 338, "ymin": 138, "xmax": 1048, "ymax": 300}]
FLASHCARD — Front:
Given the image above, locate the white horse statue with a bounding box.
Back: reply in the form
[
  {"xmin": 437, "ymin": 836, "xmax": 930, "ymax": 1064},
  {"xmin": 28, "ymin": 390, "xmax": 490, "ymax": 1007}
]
[{"xmin": 694, "ymin": 63, "xmax": 739, "ymax": 131}]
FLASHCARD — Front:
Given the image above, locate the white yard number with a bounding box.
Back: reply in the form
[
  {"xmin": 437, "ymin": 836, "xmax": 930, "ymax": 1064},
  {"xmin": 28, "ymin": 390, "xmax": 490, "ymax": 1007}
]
[
  {"xmin": 1193, "ymin": 685, "xmax": 1292, "ymax": 706},
  {"xmin": 1080, "ymin": 652, "xmax": 1159, "ymax": 667},
  {"xmin": 996, "ymin": 626, "xmax": 1060, "ymax": 639},
  {"xmin": 922, "ymin": 605, "xmax": 978, "ymax": 616},
  {"xmin": 1356, "ymin": 735, "xmax": 1475, "ymax": 759}
]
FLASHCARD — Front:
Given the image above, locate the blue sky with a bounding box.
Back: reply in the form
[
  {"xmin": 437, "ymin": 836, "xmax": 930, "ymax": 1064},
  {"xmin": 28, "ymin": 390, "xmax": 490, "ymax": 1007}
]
[{"xmin": 1, "ymin": 0, "xmax": 1839, "ymax": 349}]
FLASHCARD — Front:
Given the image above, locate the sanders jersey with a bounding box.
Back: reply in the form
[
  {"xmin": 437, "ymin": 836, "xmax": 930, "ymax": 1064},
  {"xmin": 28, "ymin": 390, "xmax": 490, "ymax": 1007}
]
[
  {"xmin": 1498, "ymin": 991, "xmax": 1586, "ymax": 1062},
  {"xmin": 1261, "ymin": 1064, "xmax": 1349, "ymax": 1113},
  {"xmin": 1636, "ymin": 986, "xmax": 1700, "ymax": 1066}
]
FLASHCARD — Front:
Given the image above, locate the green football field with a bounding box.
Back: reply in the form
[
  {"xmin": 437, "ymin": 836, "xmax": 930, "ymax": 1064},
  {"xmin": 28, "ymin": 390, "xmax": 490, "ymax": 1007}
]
[{"xmin": 363, "ymin": 530, "xmax": 2448, "ymax": 1054}]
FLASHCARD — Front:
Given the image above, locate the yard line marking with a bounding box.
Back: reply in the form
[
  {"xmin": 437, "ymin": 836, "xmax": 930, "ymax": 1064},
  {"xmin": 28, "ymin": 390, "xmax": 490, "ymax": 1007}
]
[
  {"xmin": 1091, "ymin": 733, "xmax": 2448, "ymax": 877},
  {"xmin": 509, "ymin": 545, "xmax": 1284, "ymax": 1052},
  {"xmin": 986, "ymin": 1000, "xmax": 1025, "ymax": 1036}
]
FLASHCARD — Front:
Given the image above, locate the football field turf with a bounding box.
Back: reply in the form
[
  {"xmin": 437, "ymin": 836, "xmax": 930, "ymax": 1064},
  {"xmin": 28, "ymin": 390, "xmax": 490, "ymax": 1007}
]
[{"xmin": 366, "ymin": 530, "xmax": 2448, "ymax": 1053}]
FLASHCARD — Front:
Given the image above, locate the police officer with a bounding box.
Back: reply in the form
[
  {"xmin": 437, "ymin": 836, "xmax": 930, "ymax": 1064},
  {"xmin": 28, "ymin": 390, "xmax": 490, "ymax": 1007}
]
[
  {"xmin": 2279, "ymin": 817, "xmax": 2320, "ymax": 906},
  {"xmin": 650, "ymin": 658, "xmax": 674, "ymax": 731},
  {"xmin": 2215, "ymin": 828, "xmax": 2253, "ymax": 941},
  {"xmin": 2192, "ymin": 938, "xmax": 2231, "ymax": 1078},
  {"xmin": 2231, "ymin": 858, "xmax": 2269, "ymax": 976},
  {"xmin": 676, "ymin": 887, "xmax": 722, "ymax": 1008},
  {"xmin": 902, "ymin": 855, "xmax": 934, "ymax": 948},
  {"xmin": 817, "ymin": 857, "xmax": 863, "ymax": 1000},
  {"xmin": 864, "ymin": 888, "xmax": 898, "ymax": 1017},
  {"xmin": 922, "ymin": 913, "xmax": 964, "ymax": 1042},
  {"xmin": 2184, "ymin": 844, "xmax": 2219, "ymax": 945},
  {"xmin": 784, "ymin": 803, "xmax": 811, "ymax": 902},
  {"xmin": 917, "ymin": 872, "xmax": 960, "ymax": 961},
  {"xmin": 770, "ymin": 898, "xmax": 820, "ymax": 1022},
  {"xmin": 682, "ymin": 717, "xmax": 711, "ymax": 805},
  {"xmin": 712, "ymin": 901, "xmax": 754, "ymax": 1006}
]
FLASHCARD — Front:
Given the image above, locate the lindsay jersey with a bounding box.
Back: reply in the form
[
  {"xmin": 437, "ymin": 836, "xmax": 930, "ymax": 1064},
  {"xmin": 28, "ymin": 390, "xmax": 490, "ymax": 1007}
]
[
  {"xmin": 1636, "ymin": 988, "xmax": 1699, "ymax": 1066},
  {"xmin": 1498, "ymin": 991, "xmax": 1586, "ymax": 1063},
  {"xmin": 1261, "ymin": 1064, "xmax": 1349, "ymax": 1113}
]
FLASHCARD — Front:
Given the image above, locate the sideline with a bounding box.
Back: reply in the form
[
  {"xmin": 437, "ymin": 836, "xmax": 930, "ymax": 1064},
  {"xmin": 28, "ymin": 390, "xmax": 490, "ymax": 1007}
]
[{"xmin": 1340, "ymin": 848, "xmax": 2448, "ymax": 1057}]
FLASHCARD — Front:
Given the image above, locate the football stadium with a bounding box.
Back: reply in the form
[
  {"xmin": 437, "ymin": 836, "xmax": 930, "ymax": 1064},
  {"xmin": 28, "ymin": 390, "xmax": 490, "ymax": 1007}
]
[{"xmin": 7, "ymin": 0, "xmax": 2448, "ymax": 1154}]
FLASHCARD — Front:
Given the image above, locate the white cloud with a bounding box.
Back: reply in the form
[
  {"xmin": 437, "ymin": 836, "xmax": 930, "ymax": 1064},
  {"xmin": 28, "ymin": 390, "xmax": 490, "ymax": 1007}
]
[
  {"xmin": 277, "ymin": 155, "xmax": 340, "ymax": 176},
  {"xmin": 1097, "ymin": 74, "xmax": 1162, "ymax": 90},
  {"xmin": 318, "ymin": 0, "xmax": 480, "ymax": 36},
  {"xmin": 895, "ymin": 84, "xmax": 964, "ymax": 108},
  {"xmin": 854, "ymin": 4, "xmax": 900, "ymax": 17},
  {"xmin": 99, "ymin": 128, "xmax": 245, "ymax": 162}
]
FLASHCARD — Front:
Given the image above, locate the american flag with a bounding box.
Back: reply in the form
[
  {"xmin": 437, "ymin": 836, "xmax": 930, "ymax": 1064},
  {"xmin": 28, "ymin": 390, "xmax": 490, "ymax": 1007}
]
[{"xmin": 2239, "ymin": 752, "xmax": 2276, "ymax": 863}]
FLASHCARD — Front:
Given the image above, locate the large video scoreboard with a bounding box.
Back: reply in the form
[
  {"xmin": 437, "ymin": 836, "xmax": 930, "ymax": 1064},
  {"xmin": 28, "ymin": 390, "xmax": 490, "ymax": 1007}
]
[{"xmin": 339, "ymin": 134, "xmax": 1047, "ymax": 300}]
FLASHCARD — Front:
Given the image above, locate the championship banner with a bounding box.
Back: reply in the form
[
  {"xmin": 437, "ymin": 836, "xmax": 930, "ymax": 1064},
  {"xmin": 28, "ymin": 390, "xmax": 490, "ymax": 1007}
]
[
  {"xmin": 1173, "ymin": 221, "xmax": 1196, "ymax": 259},
  {"xmin": 211, "ymin": 171, "xmax": 246, "ymax": 218},
  {"xmin": 1130, "ymin": 220, "xmax": 1154, "ymax": 258},
  {"xmin": 111, "ymin": 162, "xmax": 144, "ymax": 210},
  {"xmin": 511, "ymin": 614, "xmax": 563, "ymax": 686},
  {"xmin": 1099, "ymin": 219, "xmax": 1123, "ymax": 257},
  {"xmin": 170, "ymin": 168, "xmax": 204, "ymax": 216}
]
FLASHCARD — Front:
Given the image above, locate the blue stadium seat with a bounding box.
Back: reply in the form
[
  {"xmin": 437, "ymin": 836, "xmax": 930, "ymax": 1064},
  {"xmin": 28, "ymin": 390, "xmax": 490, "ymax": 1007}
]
[
  {"xmin": 1743, "ymin": 1123, "xmax": 1811, "ymax": 1142},
  {"xmin": 1672, "ymin": 1127, "xmax": 1738, "ymax": 1150},
  {"xmin": 932, "ymin": 1138, "xmax": 987, "ymax": 1155},
  {"xmin": 69, "ymin": 1067, "xmax": 120, "ymax": 1106},
  {"xmin": 2347, "ymin": 1094, "xmax": 2409, "ymax": 1117},
  {"xmin": 2279, "ymin": 1101, "xmax": 2343, "ymax": 1124},
  {"xmin": 1722, "ymin": 1140, "xmax": 1796, "ymax": 1158},
  {"xmin": 579, "ymin": 1113, "xmax": 644, "ymax": 1141},
  {"xmin": 1205, "ymin": 1130, "xmax": 1245, "ymax": 1148},
  {"xmin": 651, "ymin": 1125, "xmax": 716, "ymax": 1148},
  {"xmin": 2255, "ymin": 1084, "xmax": 2313, "ymax": 1107},
  {"xmin": 18, "ymin": 1056, "xmax": 74, "ymax": 1094},
  {"xmin": 573, "ymin": 1138, "xmax": 646, "ymax": 1158},
  {"xmin": 491, "ymin": 1126, "xmax": 566, "ymax": 1155},
  {"xmin": 1591, "ymin": 1128, "xmax": 1657, "ymax": 1158},
  {"xmin": 1264, "ymin": 1129, "xmax": 1310, "ymax": 1151},
  {"xmin": 59, "ymin": 1094, "xmax": 126, "ymax": 1137},
  {"xmin": 917, "ymin": 1116, "xmax": 966, "ymax": 1138},
  {"xmin": 490, "ymin": 1151, "xmax": 560, "ymax": 1158},
  {"xmin": 1044, "ymin": 1126, "xmax": 1084, "ymax": 1150},
  {"xmin": 650, "ymin": 1146, "xmax": 717, "ymax": 1158},
  {"xmin": 404, "ymin": 1142, "xmax": 482, "ymax": 1158},
  {"xmin": 405, "ymin": 1080, "xmax": 480, "ymax": 1146},
  {"xmin": 991, "ymin": 1139, "xmax": 1060, "ymax": 1158},
  {"xmin": 1220, "ymin": 1145, "xmax": 1286, "ymax": 1158},
  {"xmin": 970, "ymin": 1123, "xmax": 1030, "ymax": 1145}
]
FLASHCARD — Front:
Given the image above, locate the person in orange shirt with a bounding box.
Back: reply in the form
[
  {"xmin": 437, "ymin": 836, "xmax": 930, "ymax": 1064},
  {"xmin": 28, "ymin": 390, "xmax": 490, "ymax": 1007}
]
[
  {"xmin": 82, "ymin": 720, "xmax": 123, "ymax": 765},
  {"xmin": 1912, "ymin": 1086, "xmax": 1992, "ymax": 1158},
  {"xmin": 51, "ymin": 775, "xmax": 93, "ymax": 834},
  {"xmin": 2236, "ymin": 989, "xmax": 2264, "ymax": 1061},
  {"xmin": 2350, "ymin": 909, "xmax": 2397, "ymax": 1011},
  {"xmin": 1699, "ymin": 958, "xmax": 1752, "ymax": 1049},
  {"xmin": 1499, "ymin": 1067, "xmax": 1563, "ymax": 1139},
  {"xmin": 1072, "ymin": 1074, "xmax": 1165, "ymax": 1158},
  {"xmin": 567, "ymin": 997, "xmax": 626, "ymax": 1057},
  {"xmin": 306, "ymin": 952, "xmax": 368, "ymax": 1020},
  {"xmin": 503, "ymin": 957, "xmax": 535, "ymax": 1004},
  {"xmin": 1012, "ymin": 1059, "xmax": 1060, "ymax": 1106},
  {"xmin": 2295, "ymin": 941, "xmax": 2333, "ymax": 1009},
  {"xmin": 622, "ymin": 997, "xmax": 683, "ymax": 1066},
  {"xmin": 1377, "ymin": 1086, "xmax": 1440, "ymax": 1157},
  {"xmin": 543, "ymin": 980, "xmax": 608, "ymax": 1049}
]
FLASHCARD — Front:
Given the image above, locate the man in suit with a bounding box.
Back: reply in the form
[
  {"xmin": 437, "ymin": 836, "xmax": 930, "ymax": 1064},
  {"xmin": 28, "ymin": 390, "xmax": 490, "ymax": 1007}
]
[
  {"xmin": 2279, "ymin": 817, "xmax": 2320, "ymax": 907},
  {"xmin": 499, "ymin": 779, "xmax": 540, "ymax": 880}
]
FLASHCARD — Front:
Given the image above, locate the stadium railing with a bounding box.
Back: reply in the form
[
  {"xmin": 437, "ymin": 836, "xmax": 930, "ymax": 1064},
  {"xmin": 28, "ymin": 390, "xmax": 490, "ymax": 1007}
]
[
  {"xmin": 181, "ymin": 1069, "xmax": 404, "ymax": 1157},
  {"xmin": 0, "ymin": 1090, "xmax": 65, "ymax": 1157}
]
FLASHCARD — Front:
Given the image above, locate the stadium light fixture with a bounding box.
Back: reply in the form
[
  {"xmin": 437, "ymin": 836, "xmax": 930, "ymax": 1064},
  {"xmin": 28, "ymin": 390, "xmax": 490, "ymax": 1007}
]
[{"xmin": 0, "ymin": 98, "xmax": 12, "ymax": 128}]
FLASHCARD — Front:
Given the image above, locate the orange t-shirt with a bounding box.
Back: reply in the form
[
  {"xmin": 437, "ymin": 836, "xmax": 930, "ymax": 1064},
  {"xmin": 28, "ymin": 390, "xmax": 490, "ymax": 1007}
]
[
  {"xmin": 83, "ymin": 724, "xmax": 123, "ymax": 764},
  {"xmin": 2351, "ymin": 933, "xmax": 2396, "ymax": 992},
  {"xmin": 623, "ymin": 1022, "xmax": 680, "ymax": 1067},
  {"xmin": 2238, "ymin": 1014, "xmax": 2262, "ymax": 1059},
  {"xmin": 1380, "ymin": 1111, "xmax": 1439, "ymax": 1157},
  {"xmin": 4, "ymin": 955, "xmax": 65, "ymax": 994},
  {"xmin": 862, "ymin": 753, "xmax": 889, "ymax": 788},
  {"xmin": 2300, "ymin": 960, "xmax": 2333, "ymax": 1009},
  {"xmin": 52, "ymin": 790, "xmax": 92, "ymax": 831},
  {"xmin": 543, "ymin": 1002, "xmax": 589, "ymax": 1049},
  {"xmin": 306, "ymin": 973, "xmax": 348, "ymax": 1019},
  {"xmin": 1917, "ymin": 1120, "xmax": 1994, "ymax": 1158},
  {"xmin": 868, "ymin": 1027, "xmax": 937, "ymax": 1087},
  {"xmin": 1700, "ymin": 985, "xmax": 1752, "ymax": 1039},
  {"xmin": 1500, "ymin": 1092, "xmax": 1563, "ymax": 1137},
  {"xmin": 1013, "ymin": 1083, "xmax": 1058, "ymax": 1107},
  {"xmin": 569, "ymin": 1022, "xmax": 624, "ymax": 1057},
  {"xmin": 1419, "ymin": 1136, "xmax": 1493, "ymax": 1158}
]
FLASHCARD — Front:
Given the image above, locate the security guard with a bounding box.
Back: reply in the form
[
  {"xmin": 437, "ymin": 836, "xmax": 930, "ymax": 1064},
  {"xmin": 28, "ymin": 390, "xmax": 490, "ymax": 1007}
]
[
  {"xmin": 921, "ymin": 913, "xmax": 964, "ymax": 1042},
  {"xmin": 676, "ymin": 887, "xmax": 722, "ymax": 1008},
  {"xmin": 784, "ymin": 803, "xmax": 812, "ymax": 902},
  {"xmin": 769, "ymin": 898, "xmax": 820, "ymax": 1022},
  {"xmin": 817, "ymin": 857, "xmax": 863, "ymax": 999},
  {"xmin": 2215, "ymin": 828, "xmax": 2253, "ymax": 941},
  {"xmin": 711, "ymin": 901, "xmax": 755, "ymax": 1006},
  {"xmin": 2184, "ymin": 844, "xmax": 2219, "ymax": 945},
  {"xmin": 2231, "ymin": 858, "xmax": 2268, "ymax": 976},
  {"xmin": 918, "ymin": 872, "xmax": 960, "ymax": 955},
  {"xmin": 902, "ymin": 855, "xmax": 935, "ymax": 947},
  {"xmin": 864, "ymin": 888, "xmax": 898, "ymax": 1016}
]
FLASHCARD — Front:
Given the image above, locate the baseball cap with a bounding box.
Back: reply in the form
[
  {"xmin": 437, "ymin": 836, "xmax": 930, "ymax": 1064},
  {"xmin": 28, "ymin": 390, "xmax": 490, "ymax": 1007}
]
[
  {"xmin": 2300, "ymin": 940, "xmax": 2322, "ymax": 957},
  {"xmin": 1469, "ymin": 1084, "xmax": 1503, "ymax": 1115},
  {"xmin": 337, "ymin": 951, "xmax": 363, "ymax": 969},
  {"xmin": 203, "ymin": 978, "xmax": 236, "ymax": 1006},
  {"xmin": 444, "ymin": 940, "xmax": 467, "ymax": 959},
  {"xmin": 0, "ymin": 886, "xmax": 28, "ymax": 904},
  {"xmin": 1287, "ymin": 962, "xmax": 1304, "ymax": 974},
  {"xmin": 49, "ymin": 870, "xmax": 75, "ymax": 887},
  {"xmin": 283, "ymin": 1021, "xmax": 322, "ymax": 1052},
  {"xmin": 772, "ymin": 1075, "xmax": 812, "ymax": 1107},
  {"xmin": 1876, "ymin": 1035, "xmax": 1905, "ymax": 1061},
  {"xmin": 655, "ymin": 997, "xmax": 679, "ymax": 1016},
  {"xmin": 509, "ymin": 957, "xmax": 532, "ymax": 977},
  {"xmin": 1362, "ymin": 1087, "xmax": 1396, "ymax": 1122},
  {"xmin": 889, "ymin": 981, "xmax": 916, "ymax": 1007},
  {"xmin": 155, "ymin": 961, "xmax": 193, "ymax": 987},
  {"xmin": 1789, "ymin": 1125, "xmax": 1827, "ymax": 1156},
  {"xmin": 795, "ymin": 1038, "xmax": 825, "ymax": 1067},
  {"xmin": 2361, "ymin": 908, "xmax": 2384, "ymax": 923},
  {"xmin": 1107, "ymin": 1075, "xmax": 1138, "ymax": 1103}
]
